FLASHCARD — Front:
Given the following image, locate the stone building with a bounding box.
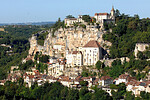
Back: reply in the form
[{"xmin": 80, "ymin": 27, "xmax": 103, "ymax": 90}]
[
  {"xmin": 99, "ymin": 76, "xmax": 113, "ymax": 86},
  {"xmin": 66, "ymin": 50, "xmax": 83, "ymax": 67},
  {"xmin": 48, "ymin": 58, "xmax": 66, "ymax": 78},
  {"xmin": 82, "ymin": 40, "xmax": 102, "ymax": 66},
  {"xmin": 64, "ymin": 15, "xmax": 84, "ymax": 26},
  {"xmin": 94, "ymin": 6, "xmax": 115, "ymax": 28}
]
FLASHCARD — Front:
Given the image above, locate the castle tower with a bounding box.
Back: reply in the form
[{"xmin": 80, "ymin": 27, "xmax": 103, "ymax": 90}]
[{"xmin": 110, "ymin": 6, "xmax": 115, "ymax": 19}]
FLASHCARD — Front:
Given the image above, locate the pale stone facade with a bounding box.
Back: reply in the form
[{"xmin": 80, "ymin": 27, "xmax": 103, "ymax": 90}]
[
  {"xmin": 65, "ymin": 15, "xmax": 84, "ymax": 26},
  {"xmin": 94, "ymin": 13, "xmax": 109, "ymax": 23},
  {"xmin": 53, "ymin": 44, "xmax": 64, "ymax": 51},
  {"xmin": 66, "ymin": 50, "xmax": 83, "ymax": 67},
  {"xmin": 64, "ymin": 67, "xmax": 82, "ymax": 79},
  {"xmin": 94, "ymin": 6, "xmax": 115, "ymax": 25},
  {"xmin": 114, "ymin": 74, "xmax": 130, "ymax": 85},
  {"xmin": 48, "ymin": 58, "xmax": 66, "ymax": 78},
  {"xmin": 10, "ymin": 66, "xmax": 19, "ymax": 74},
  {"xmin": 48, "ymin": 63, "xmax": 64, "ymax": 78},
  {"xmin": 99, "ymin": 76, "xmax": 113, "ymax": 86},
  {"xmin": 82, "ymin": 40, "xmax": 102, "ymax": 65},
  {"xmin": 126, "ymin": 81, "xmax": 150, "ymax": 97}
]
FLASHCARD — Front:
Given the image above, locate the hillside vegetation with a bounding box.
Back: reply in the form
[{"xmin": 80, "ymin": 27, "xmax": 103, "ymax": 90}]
[
  {"xmin": 0, "ymin": 25, "xmax": 43, "ymax": 79},
  {"xmin": 103, "ymin": 14, "xmax": 150, "ymax": 58},
  {"xmin": 99, "ymin": 13, "xmax": 150, "ymax": 80}
]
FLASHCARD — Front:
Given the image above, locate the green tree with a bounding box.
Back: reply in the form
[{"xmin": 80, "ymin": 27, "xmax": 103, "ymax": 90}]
[
  {"xmin": 19, "ymin": 60, "xmax": 34, "ymax": 70},
  {"xmin": 111, "ymin": 90, "xmax": 122, "ymax": 100},
  {"xmin": 67, "ymin": 89, "xmax": 79, "ymax": 100},
  {"xmin": 115, "ymin": 9, "xmax": 121, "ymax": 17},
  {"xmin": 82, "ymin": 15, "xmax": 91, "ymax": 23},
  {"xmin": 4, "ymin": 82, "xmax": 18, "ymax": 99},
  {"xmin": 36, "ymin": 62, "xmax": 48, "ymax": 73},
  {"xmin": 60, "ymin": 87, "xmax": 68, "ymax": 100},
  {"xmin": 79, "ymin": 87, "xmax": 89, "ymax": 99},
  {"xmin": 81, "ymin": 71, "xmax": 89, "ymax": 77},
  {"xmin": 140, "ymin": 91, "xmax": 150, "ymax": 99},
  {"xmin": 92, "ymin": 18, "xmax": 96, "ymax": 23},
  {"xmin": 95, "ymin": 60, "xmax": 104, "ymax": 71},
  {"xmin": 80, "ymin": 81, "xmax": 88, "ymax": 87},
  {"xmin": 39, "ymin": 55, "xmax": 49, "ymax": 63},
  {"xmin": 137, "ymin": 51, "xmax": 145, "ymax": 60},
  {"xmin": 125, "ymin": 92, "xmax": 135, "ymax": 100},
  {"xmin": 66, "ymin": 15, "xmax": 75, "ymax": 18},
  {"xmin": 92, "ymin": 88, "xmax": 112, "ymax": 100}
]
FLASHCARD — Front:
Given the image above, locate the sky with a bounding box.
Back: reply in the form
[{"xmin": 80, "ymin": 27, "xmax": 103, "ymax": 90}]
[{"xmin": 0, "ymin": 0, "xmax": 150, "ymax": 23}]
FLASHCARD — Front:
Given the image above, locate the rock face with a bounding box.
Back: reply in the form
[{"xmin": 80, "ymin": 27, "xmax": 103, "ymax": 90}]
[
  {"xmin": 134, "ymin": 43, "xmax": 150, "ymax": 57},
  {"xmin": 55, "ymin": 27, "xmax": 102, "ymax": 51},
  {"xmin": 28, "ymin": 35, "xmax": 37, "ymax": 56},
  {"xmin": 28, "ymin": 27, "xmax": 112, "ymax": 60},
  {"xmin": 28, "ymin": 33, "xmax": 51, "ymax": 58}
]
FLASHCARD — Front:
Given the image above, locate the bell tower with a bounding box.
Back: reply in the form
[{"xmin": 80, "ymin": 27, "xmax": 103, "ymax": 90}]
[{"xmin": 111, "ymin": 6, "xmax": 115, "ymax": 19}]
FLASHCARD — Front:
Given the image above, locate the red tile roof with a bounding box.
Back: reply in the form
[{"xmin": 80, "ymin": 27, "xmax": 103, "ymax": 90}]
[
  {"xmin": 82, "ymin": 77, "xmax": 91, "ymax": 80},
  {"xmin": 25, "ymin": 57, "xmax": 32, "ymax": 61},
  {"xmin": 75, "ymin": 76, "xmax": 82, "ymax": 81},
  {"xmin": 127, "ymin": 77, "xmax": 136, "ymax": 82},
  {"xmin": 34, "ymin": 70, "xmax": 40, "ymax": 75},
  {"xmin": 83, "ymin": 40, "xmax": 101, "ymax": 48},
  {"xmin": 100, "ymin": 76, "xmax": 113, "ymax": 81},
  {"xmin": 58, "ymin": 76, "xmax": 72, "ymax": 82},
  {"xmin": 119, "ymin": 74, "xmax": 130, "ymax": 79},
  {"xmin": 95, "ymin": 13, "xmax": 109, "ymax": 16},
  {"xmin": 111, "ymin": 6, "xmax": 114, "ymax": 11},
  {"xmin": 28, "ymin": 75, "xmax": 34, "ymax": 79},
  {"xmin": 94, "ymin": 78, "xmax": 100, "ymax": 83},
  {"xmin": 65, "ymin": 18, "xmax": 77, "ymax": 20},
  {"xmin": 126, "ymin": 79, "xmax": 138, "ymax": 86},
  {"xmin": 47, "ymin": 76, "xmax": 58, "ymax": 80},
  {"xmin": 72, "ymin": 51, "xmax": 82, "ymax": 54},
  {"xmin": 0, "ymin": 80, "xmax": 6, "ymax": 83}
]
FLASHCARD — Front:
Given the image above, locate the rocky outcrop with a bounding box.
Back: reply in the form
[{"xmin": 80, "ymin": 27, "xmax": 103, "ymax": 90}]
[
  {"xmin": 28, "ymin": 26, "xmax": 112, "ymax": 59},
  {"xmin": 134, "ymin": 43, "xmax": 150, "ymax": 57}
]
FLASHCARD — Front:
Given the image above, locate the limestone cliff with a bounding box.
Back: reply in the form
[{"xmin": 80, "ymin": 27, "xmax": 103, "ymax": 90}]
[{"xmin": 28, "ymin": 27, "xmax": 112, "ymax": 59}]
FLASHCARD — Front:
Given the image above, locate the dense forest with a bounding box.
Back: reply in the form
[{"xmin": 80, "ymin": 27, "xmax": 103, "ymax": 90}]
[
  {"xmin": 103, "ymin": 14, "xmax": 150, "ymax": 58},
  {"xmin": 0, "ymin": 80, "xmax": 149, "ymax": 100},
  {"xmin": 100, "ymin": 11, "xmax": 150, "ymax": 80}
]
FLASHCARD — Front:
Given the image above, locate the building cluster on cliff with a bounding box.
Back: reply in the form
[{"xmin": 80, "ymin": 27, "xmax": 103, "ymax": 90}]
[{"xmin": 0, "ymin": 6, "xmax": 150, "ymax": 97}]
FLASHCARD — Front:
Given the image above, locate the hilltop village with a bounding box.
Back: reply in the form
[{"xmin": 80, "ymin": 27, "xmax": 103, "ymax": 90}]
[{"xmin": 1, "ymin": 7, "xmax": 150, "ymax": 98}]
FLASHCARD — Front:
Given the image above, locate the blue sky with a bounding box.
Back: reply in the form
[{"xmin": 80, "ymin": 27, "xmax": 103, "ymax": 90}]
[{"xmin": 0, "ymin": 0, "xmax": 150, "ymax": 23}]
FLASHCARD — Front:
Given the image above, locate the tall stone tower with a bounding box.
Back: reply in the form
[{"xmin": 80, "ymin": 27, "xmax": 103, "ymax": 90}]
[{"xmin": 110, "ymin": 6, "xmax": 115, "ymax": 19}]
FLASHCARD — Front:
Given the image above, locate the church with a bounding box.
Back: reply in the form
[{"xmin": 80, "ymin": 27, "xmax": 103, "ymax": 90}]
[{"xmin": 94, "ymin": 6, "xmax": 115, "ymax": 24}]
